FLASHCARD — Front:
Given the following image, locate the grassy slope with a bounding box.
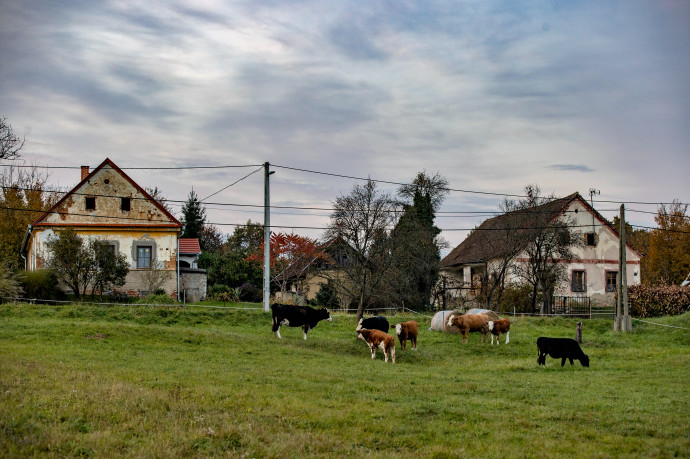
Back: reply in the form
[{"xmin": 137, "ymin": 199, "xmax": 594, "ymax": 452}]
[{"xmin": 1, "ymin": 304, "xmax": 689, "ymax": 458}]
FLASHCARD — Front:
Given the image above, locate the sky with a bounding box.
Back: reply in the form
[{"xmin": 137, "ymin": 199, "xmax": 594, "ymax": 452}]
[{"xmin": 1, "ymin": 0, "xmax": 688, "ymax": 252}]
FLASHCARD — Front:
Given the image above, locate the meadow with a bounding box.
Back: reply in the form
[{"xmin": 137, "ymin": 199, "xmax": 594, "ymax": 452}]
[{"xmin": 1, "ymin": 303, "xmax": 689, "ymax": 458}]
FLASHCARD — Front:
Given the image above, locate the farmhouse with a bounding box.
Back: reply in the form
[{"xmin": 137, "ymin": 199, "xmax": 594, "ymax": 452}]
[
  {"xmin": 21, "ymin": 158, "xmax": 184, "ymax": 297},
  {"xmin": 439, "ymin": 192, "xmax": 641, "ymax": 307}
]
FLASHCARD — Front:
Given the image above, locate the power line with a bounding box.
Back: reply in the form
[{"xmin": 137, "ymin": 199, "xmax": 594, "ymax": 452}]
[
  {"xmin": 3, "ymin": 206, "xmax": 689, "ymax": 234},
  {"xmin": 0, "ymin": 162, "xmax": 262, "ymax": 170},
  {"xmin": 200, "ymin": 166, "xmax": 263, "ymax": 202}
]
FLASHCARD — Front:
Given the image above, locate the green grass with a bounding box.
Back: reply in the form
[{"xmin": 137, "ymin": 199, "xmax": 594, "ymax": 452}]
[{"xmin": 1, "ymin": 303, "xmax": 689, "ymax": 458}]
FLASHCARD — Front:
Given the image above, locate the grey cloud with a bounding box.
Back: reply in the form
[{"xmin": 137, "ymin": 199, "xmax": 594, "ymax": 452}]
[
  {"xmin": 328, "ymin": 23, "xmax": 388, "ymax": 61},
  {"xmin": 549, "ymin": 164, "xmax": 594, "ymax": 173}
]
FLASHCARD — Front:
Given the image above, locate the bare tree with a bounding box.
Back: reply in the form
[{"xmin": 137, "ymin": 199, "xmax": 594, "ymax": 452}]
[
  {"xmin": 324, "ymin": 180, "xmax": 398, "ymax": 322},
  {"xmin": 140, "ymin": 260, "xmax": 172, "ymax": 294},
  {"xmin": 502, "ymin": 185, "xmax": 581, "ymax": 314},
  {"xmin": 0, "ymin": 116, "xmax": 24, "ymax": 160}
]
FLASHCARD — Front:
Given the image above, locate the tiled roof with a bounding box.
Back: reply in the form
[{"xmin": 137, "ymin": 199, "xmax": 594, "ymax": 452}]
[
  {"xmin": 179, "ymin": 238, "xmax": 201, "ymax": 254},
  {"xmin": 440, "ymin": 193, "xmax": 579, "ymax": 269}
]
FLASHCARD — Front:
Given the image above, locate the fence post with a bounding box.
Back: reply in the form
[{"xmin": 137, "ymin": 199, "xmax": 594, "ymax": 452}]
[{"xmin": 575, "ymin": 322, "xmax": 583, "ymax": 343}]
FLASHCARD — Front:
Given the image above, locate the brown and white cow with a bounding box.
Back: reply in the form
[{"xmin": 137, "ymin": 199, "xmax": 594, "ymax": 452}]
[
  {"xmin": 357, "ymin": 329, "xmax": 396, "ymax": 363},
  {"xmin": 395, "ymin": 320, "xmax": 418, "ymax": 351},
  {"xmin": 488, "ymin": 318, "xmax": 511, "ymax": 345},
  {"xmin": 447, "ymin": 313, "xmax": 490, "ymax": 343}
]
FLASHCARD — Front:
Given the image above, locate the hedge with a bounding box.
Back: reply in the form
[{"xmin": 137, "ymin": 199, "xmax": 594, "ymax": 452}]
[{"xmin": 628, "ymin": 285, "xmax": 690, "ymax": 318}]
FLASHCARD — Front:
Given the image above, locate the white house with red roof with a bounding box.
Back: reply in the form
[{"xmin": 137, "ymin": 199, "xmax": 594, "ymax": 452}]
[{"xmin": 21, "ymin": 158, "xmax": 184, "ymax": 297}]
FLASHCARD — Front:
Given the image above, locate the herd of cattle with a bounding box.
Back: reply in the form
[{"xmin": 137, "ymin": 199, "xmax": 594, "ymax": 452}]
[{"xmin": 270, "ymin": 303, "xmax": 589, "ymax": 367}]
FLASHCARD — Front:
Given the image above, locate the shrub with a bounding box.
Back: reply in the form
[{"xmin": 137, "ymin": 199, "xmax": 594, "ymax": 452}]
[
  {"xmin": 18, "ymin": 269, "xmax": 63, "ymax": 300},
  {"xmin": 0, "ymin": 263, "xmax": 21, "ymax": 300},
  {"xmin": 628, "ymin": 284, "xmax": 690, "ymax": 318},
  {"xmin": 314, "ymin": 280, "xmax": 339, "ymax": 308},
  {"xmin": 238, "ymin": 283, "xmax": 261, "ymax": 303},
  {"xmin": 498, "ymin": 283, "xmax": 534, "ymax": 314},
  {"xmin": 208, "ymin": 284, "xmax": 231, "ymax": 298}
]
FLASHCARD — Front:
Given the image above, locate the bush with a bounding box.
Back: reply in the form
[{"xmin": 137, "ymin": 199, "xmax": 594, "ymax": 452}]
[
  {"xmin": 498, "ymin": 283, "xmax": 534, "ymax": 314},
  {"xmin": 238, "ymin": 283, "xmax": 261, "ymax": 303},
  {"xmin": 134, "ymin": 294, "xmax": 177, "ymax": 305},
  {"xmin": 18, "ymin": 269, "xmax": 63, "ymax": 300},
  {"xmin": 314, "ymin": 280, "xmax": 339, "ymax": 308},
  {"xmin": 0, "ymin": 263, "xmax": 21, "ymax": 300},
  {"xmin": 628, "ymin": 284, "xmax": 690, "ymax": 318}
]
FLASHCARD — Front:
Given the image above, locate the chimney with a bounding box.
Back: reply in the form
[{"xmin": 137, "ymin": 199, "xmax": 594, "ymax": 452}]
[{"xmin": 81, "ymin": 166, "xmax": 89, "ymax": 181}]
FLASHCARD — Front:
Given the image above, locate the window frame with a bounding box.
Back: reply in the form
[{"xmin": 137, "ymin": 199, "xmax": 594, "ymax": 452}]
[
  {"xmin": 605, "ymin": 270, "xmax": 618, "ymax": 293},
  {"xmin": 121, "ymin": 197, "xmax": 131, "ymax": 212},
  {"xmin": 585, "ymin": 232, "xmax": 596, "ymax": 247},
  {"xmin": 137, "ymin": 246, "xmax": 152, "ymax": 269},
  {"xmin": 571, "ymin": 270, "xmax": 586, "ymax": 293},
  {"xmin": 85, "ymin": 196, "xmax": 96, "ymax": 210}
]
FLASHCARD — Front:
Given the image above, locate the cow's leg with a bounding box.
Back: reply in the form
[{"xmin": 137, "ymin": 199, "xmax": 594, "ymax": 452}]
[
  {"xmin": 402, "ymin": 339, "xmax": 406, "ymax": 351},
  {"xmin": 505, "ymin": 331, "xmax": 510, "ymax": 345},
  {"xmin": 569, "ymin": 357, "xmax": 574, "ymax": 366},
  {"xmin": 273, "ymin": 322, "xmax": 282, "ymax": 339},
  {"xmin": 369, "ymin": 344, "xmax": 376, "ymax": 359},
  {"xmin": 412, "ymin": 337, "xmax": 417, "ymax": 351},
  {"xmin": 561, "ymin": 358, "xmax": 566, "ymax": 366},
  {"xmin": 391, "ymin": 346, "xmax": 396, "ymax": 364},
  {"xmin": 303, "ymin": 325, "xmax": 309, "ymax": 340}
]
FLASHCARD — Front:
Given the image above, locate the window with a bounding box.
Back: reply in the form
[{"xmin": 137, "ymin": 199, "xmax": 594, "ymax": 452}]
[
  {"xmin": 85, "ymin": 196, "xmax": 96, "ymax": 210},
  {"xmin": 606, "ymin": 271, "xmax": 618, "ymax": 293},
  {"xmin": 137, "ymin": 246, "xmax": 152, "ymax": 269},
  {"xmin": 585, "ymin": 232, "xmax": 596, "ymax": 246},
  {"xmin": 121, "ymin": 197, "xmax": 131, "ymax": 211},
  {"xmin": 572, "ymin": 270, "xmax": 586, "ymax": 292}
]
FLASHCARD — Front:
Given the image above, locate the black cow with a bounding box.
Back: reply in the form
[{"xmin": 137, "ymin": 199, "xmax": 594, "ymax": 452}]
[
  {"xmin": 537, "ymin": 337, "xmax": 590, "ymax": 367},
  {"xmin": 271, "ymin": 303, "xmax": 332, "ymax": 340},
  {"xmin": 356, "ymin": 316, "xmax": 390, "ymax": 333}
]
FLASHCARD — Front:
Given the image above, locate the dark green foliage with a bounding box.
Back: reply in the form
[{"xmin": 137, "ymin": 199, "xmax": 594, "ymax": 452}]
[
  {"xmin": 45, "ymin": 228, "xmax": 95, "ymax": 298},
  {"xmin": 314, "ymin": 280, "xmax": 339, "ymax": 308},
  {"xmin": 238, "ymin": 283, "xmax": 261, "ymax": 302},
  {"xmin": 198, "ymin": 251, "xmax": 262, "ymax": 290},
  {"xmin": 18, "ymin": 269, "xmax": 63, "ymax": 300},
  {"xmin": 91, "ymin": 240, "xmax": 129, "ymax": 296},
  {"xmin": 628, "ymin": 285, "xmax": 690, "ymax": 317},
  {"xmin": 498, "ymin": 283, "xmax": 534, "ymax": 314},
  {"xmin": 181, "ymin": 190, "xmax": 206, "ymax": 239}
]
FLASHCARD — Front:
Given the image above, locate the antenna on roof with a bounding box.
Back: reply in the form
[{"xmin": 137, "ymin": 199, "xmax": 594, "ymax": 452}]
[{"xmin": 589, "ymin": 188, "xmax": 600, "ymax": 233}]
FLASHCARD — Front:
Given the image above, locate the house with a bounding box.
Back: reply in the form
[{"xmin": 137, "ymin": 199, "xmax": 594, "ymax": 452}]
[
  {"xmin": 21, "ymin": 158, "xmax": 184, "ymax": 297},
  {"xmin": 178, "ymin": 238, "xmax": 208, "ymax": 302},
  {"xmin": 439, "ymin": 192, "xmax": 642, "ymax": 307}
]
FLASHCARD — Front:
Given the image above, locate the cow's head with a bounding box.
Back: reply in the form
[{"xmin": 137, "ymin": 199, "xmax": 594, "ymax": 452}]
[
  {"xmin": 488, "ymin": 321, "xmax": 494, "ymax": 331},
  {"xmin": 395, "ymin": 323, "xmax": 402, "ymax": 336},
  {"xmin": 447, "ymin": 316, "xmax": 457, "ymax": 328},
  {"xmin": 581, "ymin": 354, "xmax": 590, "ymax": 367},
  {"xmin": 356, "ymin": 318, "xmax": 363, "ymax": 331},
  {"xmin": 356, "ymin": 329, "xmax": 369, "ymax": 341},
  {"xmin": 319, "ymin": 308, "xmax": 332, "ymax": 322}
]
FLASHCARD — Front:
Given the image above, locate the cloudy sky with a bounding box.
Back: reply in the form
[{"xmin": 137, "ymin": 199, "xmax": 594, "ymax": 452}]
[{"xmin": 1, "ymin": 0, "xmax": 688, "ymax": 251}]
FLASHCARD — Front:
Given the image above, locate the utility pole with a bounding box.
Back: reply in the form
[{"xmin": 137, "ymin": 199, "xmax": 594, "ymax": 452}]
[
  {"xmin": 263, "ymin": 162, "xmax": 274, "ymax": 312},
  {"xmin": 615, "ymin": 204, "xmax": 632, "ymax": 331},
  {"xmin": 589, "ymin": 188, "xmax": 600, "ymax": 233}
]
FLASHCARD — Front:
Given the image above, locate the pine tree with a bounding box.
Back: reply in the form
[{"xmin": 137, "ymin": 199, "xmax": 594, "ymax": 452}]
[{"xmin": 181, "ymin": 190, "xmax": 206, "ymax": 239}]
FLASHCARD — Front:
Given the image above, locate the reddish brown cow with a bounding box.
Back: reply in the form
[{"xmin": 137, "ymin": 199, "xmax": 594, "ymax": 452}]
[
  {"xmin": 447, "ymin": 313, "xmax": 489, "ymax": 343},
  {"xmin": 357, "ymin": 329, "xmax": 396, "ymax": 363},
  {"xmin": 395, "ymin": 320, "xmax": 418, "ymax": 351},
  {"xmin": 488, "ymin": 318, "xmax": 511, "ymax": 345}
]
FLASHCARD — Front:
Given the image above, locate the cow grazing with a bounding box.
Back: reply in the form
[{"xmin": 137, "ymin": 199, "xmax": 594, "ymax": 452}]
[
  {"xmin": 271, "ymin": 303, "xmax": 332, "ymax": 340},
  {"xmin": 357, "ymin": 329, "xmax": 396, "ymax": 363},
  {"xmin": 488, "ymin": 318, "xmax": 511, "ymax": 345},
  {"xmin": 356, "ymin": 316, "xmax": 390, "ymax": 333},
  {"xmin": 395, "ymin": 320, "xmax": 418, "ymax": 351},
  {"xmin": 537, "ymin": 337, "xmax": 590, "ymax": 367},
  {"xmin": 447, "ymin": 313, "xmax": 490, "ymax": 343}
]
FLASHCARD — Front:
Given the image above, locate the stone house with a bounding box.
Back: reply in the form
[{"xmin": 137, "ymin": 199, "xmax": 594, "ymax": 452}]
[
  {"xmin": 439, "ymin": 192, "xmax": 642, "ymax": 307},
  {"xmin": 21, "ymin": 158, "xmax": 184, "ymax": 297}
]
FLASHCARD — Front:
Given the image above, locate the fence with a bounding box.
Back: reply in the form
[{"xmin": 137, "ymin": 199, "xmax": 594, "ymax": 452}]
[{"xmin": 543, "ymin": 296, "xmax": 615, "ymax": 319}]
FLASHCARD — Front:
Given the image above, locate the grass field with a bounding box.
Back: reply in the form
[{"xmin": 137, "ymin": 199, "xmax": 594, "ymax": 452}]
[{"xmin": 1, "ymin": 303, "xmax": 689, "ymax": 458}]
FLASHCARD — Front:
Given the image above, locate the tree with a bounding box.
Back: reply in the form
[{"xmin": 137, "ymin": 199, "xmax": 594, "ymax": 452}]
[
  {"xmin": 0, "ymin": 163, "xmax": 57, "ymax": 268},
  {"xmin": 324, "ymin": 180, "xmax": 398, "ymax": 322},
  {"xmin": 91, "ymin": 240, "xmax": 129, "ymax": 297},
  {"xmin": 502, "ymin": 185, "xmax": 581, "ymax": 314},
  {"xmin": 140, "ymin": 260, "xmax": 171, "ymax": 294},
  {"xmin": 387, "ymin": 172, "xmax": 449, "ymax": 310},
  {"xmin": 45, "ymin": 229, "xmax": 130, "ymax": 298},
  {"xmin": 611, "ymin": 215, "xmax": 651, "ymax": 283},
  {"xmin": 646, "ymin": 200, "xmax": 690, "ymax": 285},
  {"xmin": 0, "ymin": 261, "xmax": 21, "ymax": 299},
  {"xmin": 0, "ymin": 116, "xmax": 24, "ymax": 160},
  {"xmin": 246, "ymin": 232, "xmax": 325, "ymax": 295},
  {"xmin": 198, "ymin": 221, "xmax": 264, "ymax": 290},
  {"xmin": 199, "ymin": 224, "xmax": 224, "ymax": 253},
  {"xmin": 181, "ymin": 190, "xmax": 206, "ymax": 239},
  {"xmin": 46, "ymin": 229, "xmax": 97, "ymax": 298}
]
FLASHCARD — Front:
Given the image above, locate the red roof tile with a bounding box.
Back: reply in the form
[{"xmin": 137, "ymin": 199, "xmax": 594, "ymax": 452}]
[{"xmin": 179, "ymin": 238, "xmax": 201, "ymax": 254}]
